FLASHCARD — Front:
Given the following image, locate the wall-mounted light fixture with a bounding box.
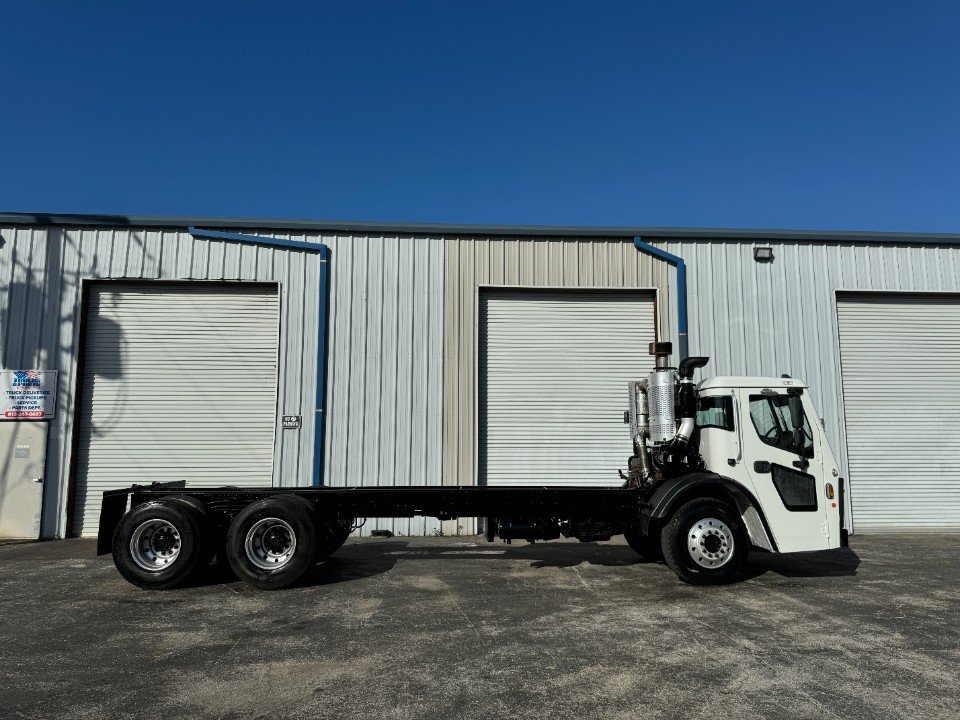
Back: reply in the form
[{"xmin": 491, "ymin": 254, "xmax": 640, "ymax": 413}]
[{"xmin": 753, "ymin": 246, "xmax": 774, "ymax": 263}]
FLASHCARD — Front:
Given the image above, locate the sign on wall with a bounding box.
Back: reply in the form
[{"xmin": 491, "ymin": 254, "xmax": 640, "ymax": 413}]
[{"xmin": 1, "ymin": 370, "xmax": 58, "ymax": 420}]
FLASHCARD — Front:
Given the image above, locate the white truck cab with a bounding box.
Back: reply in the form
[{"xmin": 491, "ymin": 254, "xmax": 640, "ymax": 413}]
[
  {"xmin": 621, "ymin": 345, "xmax": 849, "ymax": 583},
  {"xmin": 696, "ymin": 376, "xmax": 844, "ymax": 553}
]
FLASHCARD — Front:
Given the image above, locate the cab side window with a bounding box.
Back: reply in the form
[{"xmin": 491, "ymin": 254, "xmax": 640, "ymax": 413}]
[
  {"xmin": 748, "ymin": 394, "xmax": 814, "ymax": 457},
  {"xmin": 696, "ymin": 396, "xmax": 734, "ymax": 431}
]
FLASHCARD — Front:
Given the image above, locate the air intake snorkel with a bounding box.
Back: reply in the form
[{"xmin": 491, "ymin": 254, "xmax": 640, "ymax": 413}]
[
  {"xmin": 671, "ymin": 356, "xmax": 710, "ymax": 448},
  {"xmin": 678, "ymin": 356, "xmax": 710, "ymax": 380}
]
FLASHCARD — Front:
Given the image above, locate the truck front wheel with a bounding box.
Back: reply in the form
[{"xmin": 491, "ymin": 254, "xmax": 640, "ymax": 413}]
[
  {"xmin": 225, "ymin": 495, "xmax": 317, "ymax": 590},
  {"xmin": 660, "ymin": 498, "xmax": 748, "ymax": 584}
]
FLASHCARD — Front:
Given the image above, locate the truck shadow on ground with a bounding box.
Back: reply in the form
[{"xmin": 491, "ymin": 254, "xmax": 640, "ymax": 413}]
[
  {"xmin": 194, "ymin": 540, "xmax": 861, "ymax": 589},
  {"xmin": 742, "ymin": 546, "xmax": 861, "ymax": 579}
]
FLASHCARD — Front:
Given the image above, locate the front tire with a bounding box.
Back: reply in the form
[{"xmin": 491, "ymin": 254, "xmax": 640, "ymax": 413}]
[
  {"xmin": 225, "ymin": 495, "xmax": 317, "ymax": 590},
  {"xmin": 660, "ymin": 498, "xmax": 747, "ymax": 585},
  {"xmin": 112, "ymin": 500, "xmax": 208, "ymax": 590}
]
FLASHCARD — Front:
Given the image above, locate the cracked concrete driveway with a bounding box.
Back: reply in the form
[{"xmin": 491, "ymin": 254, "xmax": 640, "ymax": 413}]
[{"xmin": 0, "ymin": 534, "xmax": 957, "ymax": 720}]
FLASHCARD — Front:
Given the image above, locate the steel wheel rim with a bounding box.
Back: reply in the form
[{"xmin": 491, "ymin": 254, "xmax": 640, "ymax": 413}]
[
  {"xmin": 687, "ymin": 517, "xmax": 734, "ymax": 568},
  {"xmin": 245, "ymin": 517, "xmax": 297, "ymax": 571},
  {"xmin": 130, "ymin": 519, "xmax": 182, "ymax": 572}
]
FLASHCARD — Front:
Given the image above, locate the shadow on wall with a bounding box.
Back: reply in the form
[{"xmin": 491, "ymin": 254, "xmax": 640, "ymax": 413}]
[
  {"xmin": 77, "ymin": 312, "xmax": 127, "ymax": 437},
  {"xmin": 0, "ymin": 225, "xmax": 154, "ymax": 536},
  {"xmin": 0, "ymin": 225, "xmax": 154, "ymax": 370},
  {"xmin": 1, "ymin": 229, "xmax": 63, "ymax": 371}
]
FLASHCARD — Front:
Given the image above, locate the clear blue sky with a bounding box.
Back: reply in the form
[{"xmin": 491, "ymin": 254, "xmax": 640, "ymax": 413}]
[{"xmin": 2, "ymin": 1, "xmax": 959, "ymax": 231}]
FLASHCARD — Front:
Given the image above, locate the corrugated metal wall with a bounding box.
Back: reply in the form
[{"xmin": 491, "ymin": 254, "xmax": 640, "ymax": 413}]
[
  {"xmin": 6, "ymin": 218, "xmax": 960, "ymax": 538},
  {"xmin": 0, "ymin": 224, "xmax": 444, "ymax": 538},
  {"xmin": 0, "ymin": 224, "xmax": 322, "ymax": 537},
  {"xmin": 442, "ymin": 236, "xmax": 670, "ymax": 532},
  {"xmin": 666, "ymin": 239, "xmax": 960, "ymax": 530},
  {"xmin": 320, "ymin": 232, "xmax": 444, "ymax": 537},
  {"xmin": 216, "ymin": 229, "xmax": 445, "ymax": 536}
]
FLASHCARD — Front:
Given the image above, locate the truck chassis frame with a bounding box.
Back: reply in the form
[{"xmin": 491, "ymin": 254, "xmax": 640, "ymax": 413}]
[
  {"xmin": 98, "ymin": 481, "xmax": 650, "ymax": 556},
  {"xmin": 97, "ymin": 467, "xmax": 799, "ymax": 589}
]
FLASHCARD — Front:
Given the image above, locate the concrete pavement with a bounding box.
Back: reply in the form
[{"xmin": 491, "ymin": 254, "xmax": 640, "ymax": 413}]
[{"xmin": 0, "ymin": 534, "xmax": 957, "ymax": 720}]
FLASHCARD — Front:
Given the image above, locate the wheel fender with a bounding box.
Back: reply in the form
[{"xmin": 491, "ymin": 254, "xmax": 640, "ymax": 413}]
[{"xmin": 640, "ymin": 472, "xmax": 777, "ymax": 552}]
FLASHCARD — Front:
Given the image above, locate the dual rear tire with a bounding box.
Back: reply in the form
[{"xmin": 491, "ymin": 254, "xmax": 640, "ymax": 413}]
[
  {"xmin": 112, "ymin": 494, "xmax": 352, "ymax": 590},
  {"xmin": 112, "ymin": 497, "xmax": 213, "ymax": 590},
  {"xmin": 225, "ymin": 495, "xmax": 318, "ymax": 590}
]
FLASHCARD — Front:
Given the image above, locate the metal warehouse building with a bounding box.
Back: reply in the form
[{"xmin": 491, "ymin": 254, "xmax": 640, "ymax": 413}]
[{"xmin": 2, "ymin": 212, "xmax": 960, "ymax": 539}]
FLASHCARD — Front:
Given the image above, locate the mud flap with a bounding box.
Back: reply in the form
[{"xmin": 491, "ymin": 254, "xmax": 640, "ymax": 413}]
[{"xmin": 96, "ymin": 489, "xmax": 131, "ymax": 556}]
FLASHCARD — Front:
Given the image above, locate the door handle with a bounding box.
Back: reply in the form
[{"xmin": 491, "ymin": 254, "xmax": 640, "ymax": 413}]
[
  {"xmin": 792, "ymin": 460, "xmax": 809, "ymax": 470},
  {"xmin": 753, "ymin": 461, "xmax": 771, "ymax": 474}
]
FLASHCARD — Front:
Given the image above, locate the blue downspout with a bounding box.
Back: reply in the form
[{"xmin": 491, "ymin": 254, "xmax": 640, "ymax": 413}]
[
  {"xmin": 632, "ymin": 237, "xmax": 688, "ymax": 362},
  {"xmin": 313, "ymin": 246, "xmax": 331, "ymax": 487},
  {"xmin": 188, "ymin": 227, "xmax": 331, "ymax": 487}
]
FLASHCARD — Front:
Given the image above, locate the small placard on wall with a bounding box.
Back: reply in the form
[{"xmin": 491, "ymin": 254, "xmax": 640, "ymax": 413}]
[
  {"xmin": 2, "ymin": 370, "xmax": 58, "ymax": 420},
  {"xmin": 282, "ymin": 415, "xmax": 301, "ymax": 430}
]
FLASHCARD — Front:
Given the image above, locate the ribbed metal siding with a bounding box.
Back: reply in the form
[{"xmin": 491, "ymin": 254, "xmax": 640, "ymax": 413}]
[
  {"xmin": 72, "ymin": 283, "xmax": 279, "ymax": 535},
  {"xmin": 0, "ymin": 225, "xmax": 320, "ymax": 537},
  {"xmin": 219, "ymin": 231, "xmax": 445, "ymax": 536},
  {"xmin": 837, "ymin": 294, "xmax": 960, "ymax": 530},
  {"xmin": 443, "ymin": 237, "xmax": 670, "ymax": 494},
  {"xmin": 321, "ymin": 233, "xmax": 444, "ymax": 537},
  {"xmin": 480, "ymin": 290, "xmax": 655, "ymax": 486},
  {"xmin": 0, "ymin": 224, "xmax": 444, "ymax": 538},
  {"xmin": 666, "ymin": 239, "xmax": 960, "ymax": 531},
  {"xmin": 11, "ymin": 219, "xmax": 960, "ymax": 538}
]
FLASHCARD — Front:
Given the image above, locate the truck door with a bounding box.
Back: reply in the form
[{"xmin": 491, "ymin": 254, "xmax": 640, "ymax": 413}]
[{"xmin": 739, "ymin": 388, "xmax": 830, "ymax": 552}]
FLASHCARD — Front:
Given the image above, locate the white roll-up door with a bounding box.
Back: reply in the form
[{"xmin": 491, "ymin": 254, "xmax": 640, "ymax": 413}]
[
  {"xmin": 72, "ymin": 282, "xmax": 280, "ymax": 536},
  {"xmin": 480, "ymin": 289, "xmax": 656, "ymax": 487},
  {"xmin": 837, "ymin": 293, "xmax": 960, "ymax": 531}
]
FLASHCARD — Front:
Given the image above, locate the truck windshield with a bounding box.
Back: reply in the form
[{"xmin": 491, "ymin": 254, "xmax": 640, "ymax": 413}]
[{"xmin": 749, "ymin": 394, "xmax": 814, "ymax": 457}]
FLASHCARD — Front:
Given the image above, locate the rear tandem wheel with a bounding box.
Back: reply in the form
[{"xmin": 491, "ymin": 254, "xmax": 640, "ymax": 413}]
[
  {"xmin": 224, "ymin": 495, "xmax": 320, "ymax": 590},
  {"xmin": 111, "ymin": 498, "xmax": 210, "ymax": 590}
]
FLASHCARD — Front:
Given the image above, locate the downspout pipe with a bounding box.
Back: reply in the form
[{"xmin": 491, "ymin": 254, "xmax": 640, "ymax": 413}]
[
  {"xmin": 632, "ymin": 237, "xmax": 688, "ymax": 362},
  {"xmin": 189, "ymin": 227, "xmax": 332, "ymax": 487}
]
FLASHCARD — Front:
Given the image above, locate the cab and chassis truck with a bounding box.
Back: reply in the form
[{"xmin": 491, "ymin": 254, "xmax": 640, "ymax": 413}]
[{"xmin": 98, "ymin": 342, "xmax": 848, "ymax": 590}]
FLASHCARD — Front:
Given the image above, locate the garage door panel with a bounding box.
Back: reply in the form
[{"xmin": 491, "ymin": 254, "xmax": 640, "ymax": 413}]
[
  {"xmin": 838, "ymin": 293, "xmax": 960, "ymax": 531},
  {"xmin": 72, "ymin": 283, "xmax": 280, "ymax": 536},
  {"xmin": 480, "ymin": 290, "xmax": 655, "ymax": 487}
]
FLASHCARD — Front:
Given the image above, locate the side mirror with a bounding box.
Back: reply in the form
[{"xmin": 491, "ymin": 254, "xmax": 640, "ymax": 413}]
[
  {"xmin": 788, "ymin": 394, "xmax": 804, "ymax": 431},
  {"xmin": 787, "ymin": 394, "xmax": 806, "ymax": 455}
]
